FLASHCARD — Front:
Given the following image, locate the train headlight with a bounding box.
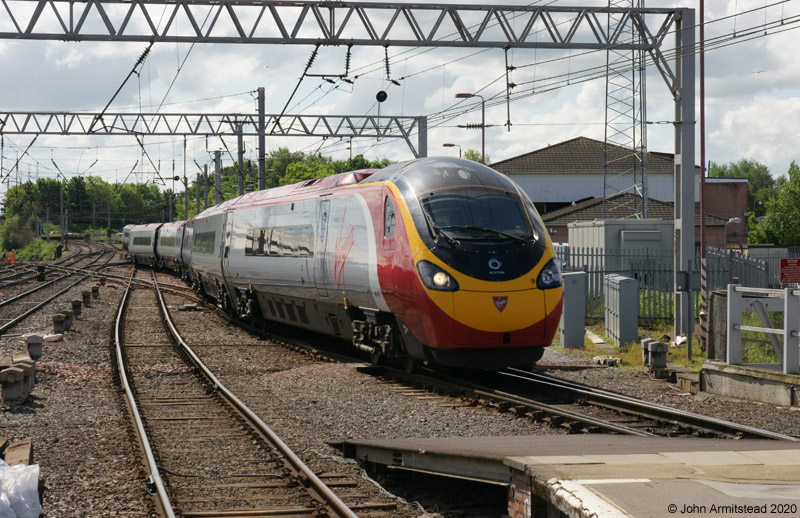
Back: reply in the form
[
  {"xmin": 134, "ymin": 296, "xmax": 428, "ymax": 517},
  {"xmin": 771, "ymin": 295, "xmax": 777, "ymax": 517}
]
[
  {"xmin": 536, "ymin": 258, "xmax": 562, "ymax": 289},
  {"xmin": 417, "ymin": 261, "xmax": 459, "ymax": 292}
]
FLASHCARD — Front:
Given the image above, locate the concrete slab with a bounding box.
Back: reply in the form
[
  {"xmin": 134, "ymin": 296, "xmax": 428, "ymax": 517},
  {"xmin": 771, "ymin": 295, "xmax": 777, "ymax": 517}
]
[
  {"xmin": 340, "ymin": 435, "xmax": 800, "ymax": 518},
  {"xmin": 585, "ymin": 479, "xmax": 799, "ymax": 518},
  {"xmin": 702, "ymin": 360, "xmax": 800, "ymax": 407}
]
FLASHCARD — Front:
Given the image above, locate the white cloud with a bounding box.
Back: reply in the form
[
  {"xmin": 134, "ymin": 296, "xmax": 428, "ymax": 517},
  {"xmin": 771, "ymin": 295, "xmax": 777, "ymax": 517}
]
[
  {"xmin": 2, "ymin": 0, "xmax": 800, "ymax": 196},
  {"xmin": 710, "ymin": 96, "xmax": 800, "ymax": 176}
]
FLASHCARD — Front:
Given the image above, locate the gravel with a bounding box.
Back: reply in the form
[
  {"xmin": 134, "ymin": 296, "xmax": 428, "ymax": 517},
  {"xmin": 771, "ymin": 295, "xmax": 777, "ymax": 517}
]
[
  {"xmin": 538, "ymin": 347, "xmax": 800, "ymax": 437},
  {"xmin": 1, "ymin": 259, "xmax": 799, "ymax": 517}
]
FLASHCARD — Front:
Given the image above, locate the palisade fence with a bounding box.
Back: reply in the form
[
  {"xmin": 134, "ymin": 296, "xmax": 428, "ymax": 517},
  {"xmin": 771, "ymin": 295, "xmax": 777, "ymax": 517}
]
[
  {"xmin": 557, "ymin": 246, "xmax": 769, "ymax": 322},
  {"xmin": 746, "ymin": 247, "xmax": 800, "ymax": 288}
]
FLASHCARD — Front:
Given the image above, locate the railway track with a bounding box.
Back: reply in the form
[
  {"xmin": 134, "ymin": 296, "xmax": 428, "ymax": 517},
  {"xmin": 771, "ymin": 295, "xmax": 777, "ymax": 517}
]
[
  {"xmin": 223, "ymin": 314, "xmax": 798, "ymax": 441},
  {"xmin": 129, "ymin": 266, "xmax": 799, "ymax": 441},
  {"xmin": 364, "ymin": 363, "xmax": 799, "ymax": 441},
  {"xmin": 0, "ymin": 241, "xmax": 98, "ymax": 290},
  {"xmin": 0, "ymin": 244, "xmax": 116, "ymax": 335},
  {"xmin": 113, "ymin": 269, "xmax": 383, "ymax": 517},
  {"xmin": 206, "ymin": 305, "xmax": 799, "ymax": 441}
]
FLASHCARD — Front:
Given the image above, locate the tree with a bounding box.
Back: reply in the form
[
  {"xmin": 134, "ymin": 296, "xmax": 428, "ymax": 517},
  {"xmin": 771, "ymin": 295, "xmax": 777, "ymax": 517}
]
[
  {"xmin": 709, "ymin": 158, "xmax": 774, "ymax": 218},
  {"xmin": 281, "ymin": 155, "xmax": 333, "ymax": 185},
  {"xmin": 0, "ymin": 214, "xmax": 34, "ymax": 251},
  {"xmin": 65, "ymin": 176, "xmax": 92, "ymax": 225},
  {"xmin": 463, "ymin": 149, "xmax": 491, "ymax": 165},
  {"xmin": 751, "ymin": 161, "xmax": 800, "ymax": 246},
  {"xmin": 265, "ymin": 147, "xmax": 307, "ymax": 188},
  {"xmin": 86, "ymin": 177, "xmax": 115, "ymax": 230}
]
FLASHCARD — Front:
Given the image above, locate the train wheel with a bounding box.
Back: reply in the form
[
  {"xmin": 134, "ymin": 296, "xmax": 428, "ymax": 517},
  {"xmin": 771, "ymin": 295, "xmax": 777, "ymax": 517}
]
[
  {"xmin": 402, "ymin": 356, "xmax": 417, "ymax": 373},
  {"xmin": 369, "ymin": 348, "xmax": 383, "ymax": 366}
]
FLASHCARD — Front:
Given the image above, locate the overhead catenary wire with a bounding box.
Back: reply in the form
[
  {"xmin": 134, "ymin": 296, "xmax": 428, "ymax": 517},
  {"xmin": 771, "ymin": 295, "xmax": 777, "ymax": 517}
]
[
  {"xmin": 88, "ymin": 42, "xmax": 153, "ymax": 136},
  {"xmin": 270, "ymin": 45, "xmax": 321, "ymax": 135},
  {"xmin": 5, "ymin": 0, "xmax": 800, "ymax": 185},
  {"xmin": 312, "ymin": 6, "xmax": 800, "ymax": 161},
  {"xmin": 287, "ymin": 0, "xmax": 800, "ymax": 162}
]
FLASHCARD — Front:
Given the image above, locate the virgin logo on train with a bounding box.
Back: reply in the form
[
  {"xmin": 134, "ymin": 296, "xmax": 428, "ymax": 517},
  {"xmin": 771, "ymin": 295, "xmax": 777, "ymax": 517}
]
[{"xmin": 493, "ymin": 296, "xmax": 509, "ymax": 313}]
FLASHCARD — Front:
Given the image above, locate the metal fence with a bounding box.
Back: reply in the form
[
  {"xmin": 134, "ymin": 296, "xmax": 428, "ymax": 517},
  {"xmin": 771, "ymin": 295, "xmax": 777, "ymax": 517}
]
[
  {"xmin": 746, "ymin": 247, "xmax": 800, "ymax": 288},
  {"xmin": 558, "ymin": 246, "xmax": 769, "ymax": 322}
]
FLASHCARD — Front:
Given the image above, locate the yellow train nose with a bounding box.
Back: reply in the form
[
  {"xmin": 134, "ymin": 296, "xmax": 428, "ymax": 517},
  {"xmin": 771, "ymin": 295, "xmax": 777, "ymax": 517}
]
[{"xmin": 452, "ymin": 289, "xmax": 547, "ymax": 344}]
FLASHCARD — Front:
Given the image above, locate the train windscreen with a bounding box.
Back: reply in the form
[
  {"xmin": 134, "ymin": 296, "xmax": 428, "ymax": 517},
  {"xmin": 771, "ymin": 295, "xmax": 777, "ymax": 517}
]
[{"xmin": 419, "ymin": 187, "xmax": 531, "ymax": 240}]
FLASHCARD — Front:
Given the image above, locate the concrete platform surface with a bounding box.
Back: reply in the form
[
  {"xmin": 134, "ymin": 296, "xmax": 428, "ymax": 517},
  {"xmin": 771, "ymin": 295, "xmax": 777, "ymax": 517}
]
[{"xmin": 341, "ymin": 435, "xmax": 800, "ymax": 517}]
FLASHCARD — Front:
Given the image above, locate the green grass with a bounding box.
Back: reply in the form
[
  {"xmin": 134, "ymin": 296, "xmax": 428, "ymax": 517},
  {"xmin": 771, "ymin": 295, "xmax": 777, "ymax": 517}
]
[
  {"xmin": 740, "ymin": 311, "xmax": 781, "ymax": 364},
  {"xmin": 15, "ymin": 239, "xmax": 60, "ymax": 261},
  {"xmin": 553, "ymin": 320, "xmax": 707, "ymax": 372}
]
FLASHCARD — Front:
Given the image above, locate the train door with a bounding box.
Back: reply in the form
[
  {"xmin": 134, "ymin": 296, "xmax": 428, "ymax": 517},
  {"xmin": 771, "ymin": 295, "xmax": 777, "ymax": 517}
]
[
  {"xmin": 220, "ymin": 211, "xmax": 235, "ymax": 295},
  {"xmin": 315, "ymin": 198, "xmax": 330, "ymax": 297}
]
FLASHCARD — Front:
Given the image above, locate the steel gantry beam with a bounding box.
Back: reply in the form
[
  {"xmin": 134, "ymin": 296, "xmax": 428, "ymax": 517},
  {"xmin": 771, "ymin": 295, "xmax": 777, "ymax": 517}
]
[
  {"xmin": 0, "ymin": 1, "xmax": 680, "ymax": 50},
  {"xmin": 0, "ymin": 111, "xmax": 428, "ymax": 158}
]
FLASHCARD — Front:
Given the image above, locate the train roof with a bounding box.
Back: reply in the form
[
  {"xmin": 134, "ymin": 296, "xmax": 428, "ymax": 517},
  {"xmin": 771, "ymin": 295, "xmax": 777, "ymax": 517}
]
[
  {"xmin": 190, "ymin": 168, "xmax": 380, "ymax": 219},
  {"xmin": 159, "ymin": 220, "xmax": 186, "ymax": 229},
  {"xmin": 130, "ymin": 223, "xmax": 163, "ymax": 231}
]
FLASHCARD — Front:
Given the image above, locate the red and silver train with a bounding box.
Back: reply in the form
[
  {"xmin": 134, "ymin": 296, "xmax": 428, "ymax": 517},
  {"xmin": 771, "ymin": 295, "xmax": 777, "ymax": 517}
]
[{"xmin": 126, "ymin": 157, "xmax": 563, "ymax": 370}]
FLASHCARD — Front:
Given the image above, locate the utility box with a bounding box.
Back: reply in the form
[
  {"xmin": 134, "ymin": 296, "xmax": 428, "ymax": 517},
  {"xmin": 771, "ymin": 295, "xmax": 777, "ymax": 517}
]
[
  {"xmin": 604, "ymin": 274, "xmax": 639, "ymax": 347},
  {"xmin": 568, "ymin": 219, "xmax": 673, "ymax": 262},
  {"xmin": 559, "ymin": 272, "xmax": 587, "ymax": 349}
]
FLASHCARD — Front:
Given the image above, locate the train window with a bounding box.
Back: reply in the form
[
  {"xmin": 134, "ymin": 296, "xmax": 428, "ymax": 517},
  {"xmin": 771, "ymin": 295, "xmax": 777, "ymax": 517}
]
[
  {"xmin": 283, "ymin": 227, "xmax": 297, "ymax": 256},
  {"xmin": 245, "ymin": 225, "xmax": 315, "ymax": 258},
  {"xmin": 133, "ymin": 236, "xmax": 152, "ymax": 246},
  {"xmin": 524, "ymin": 201, "xmax": 544, "ymax": 242},
  {"xmin": 245, "ymin": 229, "xmax": 255, "ymax": 255},
  {"xmin": 384, "ymin": 197, "xmax": 396, "ymax": 238},
  {"xmin": 160, "ymin": 235, "xmax": 176, "ymax": 248},
  {"xmin": 297, "ymin": 226, "xmax": 314, "ymax": 257},
  {"xmin": 269, "ymin": 229, "xmax": 281, "ymax": 256},
  {"xmin": 420, "ymin": 187, "xmax": 530, "ymax": 239},
  {"xmin": 193, "ymin": 232, "xmax": 216, "ymax": 254}
]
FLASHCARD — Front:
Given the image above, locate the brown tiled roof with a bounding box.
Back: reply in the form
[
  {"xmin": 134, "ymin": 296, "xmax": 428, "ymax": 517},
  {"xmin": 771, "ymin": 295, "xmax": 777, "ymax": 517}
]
[
  {"xmin": 541, "ymin": 192, "xmax": 728, "ymax": 226},
  {"xmin": 492, "ymin": 136, "xmax": 696, "ymax": 175}
]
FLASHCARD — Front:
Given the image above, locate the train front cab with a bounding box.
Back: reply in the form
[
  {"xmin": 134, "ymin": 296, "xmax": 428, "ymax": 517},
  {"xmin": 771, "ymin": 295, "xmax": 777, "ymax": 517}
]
[{"xmin": 376, "ymin": 158, "xmax": 564, "ymax": 370}]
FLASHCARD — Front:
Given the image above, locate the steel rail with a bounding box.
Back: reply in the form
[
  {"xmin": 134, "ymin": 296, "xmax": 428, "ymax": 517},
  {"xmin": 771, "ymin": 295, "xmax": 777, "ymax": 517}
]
[
  {"xmin": 0, "ymin": 277, "xmax": 61, "ymax": 308},
  {"xmin": 45, "ymin": 265, "xmax": 199, "ymax": 300},
  {"xmin": 214, "ymin": 314, "xmax": 654, "ymax": 436},
  {"xmin": 386, "ymin": 365, "xmax": 657, "ymax": 436},
  {"xmin": 0, "ymin": 252, "xmax": 101, "ymax": 306},
  {"xmin": 503, "ymin": 368, "xmax": 800, "ymax": 441},
  {"xmin": 0, "ymin": 244, "xmax": 102, "ymax": 295},
  {"xmin": 113, "ymin": 271, "xmax": 175, "ymax": 518},
  {"xmin": 151, "ymin": 271, "xmax": 359, "ymax": 518},
  {"xmin": 0, "ymin": 247, "xmax": 115, "ymax": 334},
  {"xmin": 146, "ymin": 264, "xmax": 792, "ymax": 441}
]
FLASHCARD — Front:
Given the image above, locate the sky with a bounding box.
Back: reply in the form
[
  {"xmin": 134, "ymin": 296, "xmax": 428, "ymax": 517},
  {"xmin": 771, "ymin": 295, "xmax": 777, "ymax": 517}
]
[{"xmin": 1, "ymin": 0, "xmax": 799, "ymax": 203}]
